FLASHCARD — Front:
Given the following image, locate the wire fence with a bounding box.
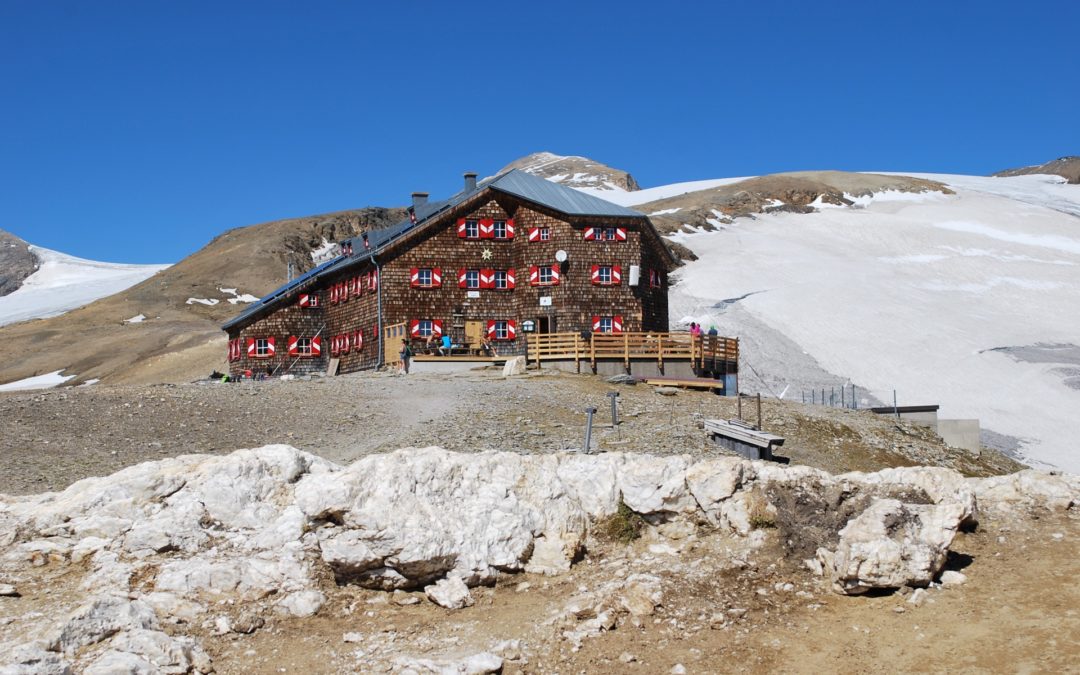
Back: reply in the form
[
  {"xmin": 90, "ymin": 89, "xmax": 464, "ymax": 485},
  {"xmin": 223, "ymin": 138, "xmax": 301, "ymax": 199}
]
[{"xmin": 802, "ymin": 384, "xmax": 860, "ymax": 409}]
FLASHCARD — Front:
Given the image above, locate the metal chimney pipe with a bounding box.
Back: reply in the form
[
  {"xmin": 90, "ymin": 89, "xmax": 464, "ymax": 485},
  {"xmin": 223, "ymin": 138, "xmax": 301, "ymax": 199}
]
[
  {"xmin": 463, "ymin": 172, "xmax": 477, "ymax": 192},
  {"xmin": 411, "ymin": 192, "xmax": 429, "ymax": 208}
]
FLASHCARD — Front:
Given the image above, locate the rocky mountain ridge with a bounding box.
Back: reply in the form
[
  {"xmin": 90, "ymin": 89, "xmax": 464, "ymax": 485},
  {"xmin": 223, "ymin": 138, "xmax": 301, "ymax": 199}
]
[
  {"xmin": 498, "ymin": 151, "xmax": 640, "ymax": 191},
  {"xmin": 0, "ymin": 229, "xmax": 37, "ymax": 297},
  {"xmin": 993, "ymin": 155, "xmax": 1080, "ymax": 184}
]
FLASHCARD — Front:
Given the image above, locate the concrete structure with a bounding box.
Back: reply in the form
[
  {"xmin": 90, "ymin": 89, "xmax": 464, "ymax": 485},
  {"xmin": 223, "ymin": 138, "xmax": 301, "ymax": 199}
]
[{"xmin": 869, "ymin": 405, "xmax": 981, "ymax": 452}]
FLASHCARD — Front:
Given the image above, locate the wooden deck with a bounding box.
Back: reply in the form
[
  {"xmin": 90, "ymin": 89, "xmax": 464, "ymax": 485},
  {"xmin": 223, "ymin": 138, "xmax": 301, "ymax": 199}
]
[{"xmin": 527, "ymin": 331, "xmax": 738, "ymax": 374}]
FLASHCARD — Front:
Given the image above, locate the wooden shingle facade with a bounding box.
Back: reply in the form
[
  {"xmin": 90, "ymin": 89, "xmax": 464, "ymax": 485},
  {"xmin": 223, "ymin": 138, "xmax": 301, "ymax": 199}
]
[{"xmin": 223, "ymin": 170, "xmax": 676, "ymax": 377}]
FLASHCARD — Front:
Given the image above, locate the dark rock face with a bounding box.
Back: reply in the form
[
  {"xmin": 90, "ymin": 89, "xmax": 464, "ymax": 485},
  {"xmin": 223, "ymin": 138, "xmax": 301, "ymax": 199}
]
[{"xmin": 0, "ymin": 230, "xmax": 37, "ymax": 297}]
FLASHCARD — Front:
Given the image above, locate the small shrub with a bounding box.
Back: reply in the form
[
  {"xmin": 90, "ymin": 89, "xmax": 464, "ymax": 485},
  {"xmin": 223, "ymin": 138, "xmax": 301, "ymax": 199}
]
[{"xmin": 599, "ymin": 499, "xmax": 645, "ymax": 543}]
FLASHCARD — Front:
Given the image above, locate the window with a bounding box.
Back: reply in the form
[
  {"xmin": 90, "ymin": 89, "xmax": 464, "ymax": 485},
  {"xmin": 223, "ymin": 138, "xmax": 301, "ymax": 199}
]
[
  {"xmin": 493, "ymin": 220, "xmax": 507, "ymax": 239},
  {"xmin": 286, "ymin": 336, "xmax": 322, "ymax": 358},
  {"xmin": 529, "ymin": 264, "xmax": 559, "ymax": 286},
  {"xmin": 486, "ymin": 319, "xmax": 517, "ymax": 341},
  {"xmin": 466, "ymin": 220, "xmax": 479, "ymax": 238},
  {"xmin": 494, "ymin": 270, "xmax": 508, "ymax": 290},
  {"xmin": 528, "ymin": 227, "xmax": 550, "ymax": 242},
  {"xmin": 409, "ymin": 319, "xmax": 444, "ymax": 339},
  {"xmin": 540, "ymin": 228, "xmax": 550, "ymax": 241},
  {"xmin": 466, "ymin": 269, "xmax": 480, "ymax": 289},
  {"xmin": 584, "ymin": 226, "xmax": 627, "ymax": 241},
  {"xmin": 410, "ymin": 267, "xmax": 442, "ymax": 288},
  {"xmin": 253, "ymin": 338, "xmax": 273, "ymax": 358},
  {"xmin": 592, "ymin": 315, "xmax": 624, "ymax": 334},
  {"xmin": 591, "ymin": 264, "xmax": 622, "ymax": 286},
  {"xmin": 650, "ymin": 269, "xmax": 662, "ymax": 288}
]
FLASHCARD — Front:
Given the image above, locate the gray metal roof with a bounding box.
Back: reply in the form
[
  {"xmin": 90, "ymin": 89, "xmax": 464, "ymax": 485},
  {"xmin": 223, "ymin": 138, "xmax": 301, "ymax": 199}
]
[
  {"xmin": 488, "ymin": 170, "xmax": 644, "ymax": 217},
  {"xmin": 223, "ymin": 169, "xmax": 647, "ymax": 331}
]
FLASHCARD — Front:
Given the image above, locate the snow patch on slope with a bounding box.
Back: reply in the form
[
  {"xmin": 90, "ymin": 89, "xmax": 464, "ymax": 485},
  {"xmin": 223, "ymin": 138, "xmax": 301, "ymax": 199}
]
[
  {"xmin": 667, "ymin": 176, "xmax": 1080, "ymax": 473},
  {"xmin": 0, "ymin": 369, "xmax": 76, "ymax": 391},
  {"xmin": 0, "ymin": 247, "xmax": 169, "ymax": 328}
]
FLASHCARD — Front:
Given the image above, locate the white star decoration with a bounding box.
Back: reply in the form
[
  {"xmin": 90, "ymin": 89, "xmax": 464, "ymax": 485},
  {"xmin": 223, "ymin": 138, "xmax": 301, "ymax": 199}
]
[{"xmin": 481, "ymin": 248, "xmax": 493, "ymax": 261}]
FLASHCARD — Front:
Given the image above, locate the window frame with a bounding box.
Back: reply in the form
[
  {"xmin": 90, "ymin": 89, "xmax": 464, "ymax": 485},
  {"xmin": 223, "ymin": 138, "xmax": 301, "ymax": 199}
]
[
  {"xmin": 494, "ymin": 270, "xmax": 508, "ymax": 290},
  {"xmin": 538, "ymin": 266, "xmax": 554, "ymax": 285},
  {"xmin": 465, "ymin": 269, "xmax": 480, "ymax": 289},
  {"xmin": 254, "ymin": 338, "xmax": 273, "ymax": 358},
  {"xmin": 417, "ymin": 320, "xmax": 434, "ymax": 338},
  {"xmin": 493, "ymin": 220, "xmax": 507, "ymax": 239},
  {"xmin": 539, "ymin": 228, "xmax": 550, "ymax": 241},
  {"xmin": 598, "ymin": 317, "xmax": 613, "ymax": 333},
  {"xmin": 296, "ymin": 337, "xmax": 314, "ymax": 357},
  {"xmin": 597, "ymin": 266, "xmax": 613, "ymax": 285},
  {"xmin": 465, "ymin": 220, "xmax": 479, "ymax": 239},
  {"xmin": 417, "ymin": 268, "xmax": 434, "ymax": 287},
  {"xmin": 494, "ymin": 321, "xmax": 509, "ymax": 340}
]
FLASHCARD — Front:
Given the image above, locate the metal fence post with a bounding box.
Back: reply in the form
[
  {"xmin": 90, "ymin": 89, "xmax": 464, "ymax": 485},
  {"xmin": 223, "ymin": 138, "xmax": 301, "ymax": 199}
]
[
  {"xmin": 583, "ymin": 407, "xmax": 597, "ymax": 454},
  {"xmin": 607, "ymin": 391, "xmax": 619, "ymax": 429}
]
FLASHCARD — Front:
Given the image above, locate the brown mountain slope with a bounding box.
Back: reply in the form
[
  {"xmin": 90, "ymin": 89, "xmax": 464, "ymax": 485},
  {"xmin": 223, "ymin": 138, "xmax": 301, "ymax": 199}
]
[
  {"xmin": 993, "ymin": 155, "xmax": 1080, "ymax": 184},
  {"xmin": 638, "ymin": 171, "xmax": 952, "ymax": 237},
  {"xmin": 0, "ymin": 229, "xmax": 37, "ymax": 297},
  {"xmin": 0, "ymin": 207, "xmax": 402, "ymax": 386},
  {"xmin": 498, "ymin": 151, "xmax": 640, "ymax": 191}
]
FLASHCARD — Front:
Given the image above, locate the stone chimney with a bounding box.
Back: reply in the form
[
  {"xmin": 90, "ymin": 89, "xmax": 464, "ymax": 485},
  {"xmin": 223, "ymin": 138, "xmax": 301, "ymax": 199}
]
[
  {"xmin": 463, "ymin": 172, "xmax": 477, "ymax": 193},
  {"xmin": 411, "ymin": 192, "xmax": 429, "ymax": 208}
]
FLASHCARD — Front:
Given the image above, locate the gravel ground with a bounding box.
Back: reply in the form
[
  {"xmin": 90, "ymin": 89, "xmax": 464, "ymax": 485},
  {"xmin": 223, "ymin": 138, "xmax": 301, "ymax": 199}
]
[{"xmin": 0, "ymin": 368, "xmax": 1023, "ymax": 495}]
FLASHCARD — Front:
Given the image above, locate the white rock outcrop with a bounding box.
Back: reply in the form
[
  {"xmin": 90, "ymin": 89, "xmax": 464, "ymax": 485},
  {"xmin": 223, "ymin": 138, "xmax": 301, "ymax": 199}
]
[{"xmin": 0, "ymin": 443, "xmax": 1075, "ymax": 671}]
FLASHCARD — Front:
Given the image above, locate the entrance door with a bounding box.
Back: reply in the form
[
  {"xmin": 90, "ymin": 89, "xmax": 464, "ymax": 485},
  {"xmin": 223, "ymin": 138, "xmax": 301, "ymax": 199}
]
[
  {"xmin": 537, "ymin": 316, "xmax": 555, "ymax": 334},
  {"xmin": 465, "ymin": 320, "xmax": 484, "ymax": 350}
]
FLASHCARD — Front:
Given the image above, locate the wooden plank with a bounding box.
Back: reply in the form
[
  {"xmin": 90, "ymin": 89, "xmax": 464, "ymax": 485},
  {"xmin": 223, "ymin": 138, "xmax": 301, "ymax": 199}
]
[{"xmin": 644, "ymin": 376, "xmax": 724, "ymax": 391}]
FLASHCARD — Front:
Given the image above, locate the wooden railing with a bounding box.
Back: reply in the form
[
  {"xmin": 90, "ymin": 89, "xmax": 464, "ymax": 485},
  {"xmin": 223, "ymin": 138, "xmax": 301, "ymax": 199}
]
[{"xmin": 527, "ymin": 331, "xmax": 738, "ymax": 373}]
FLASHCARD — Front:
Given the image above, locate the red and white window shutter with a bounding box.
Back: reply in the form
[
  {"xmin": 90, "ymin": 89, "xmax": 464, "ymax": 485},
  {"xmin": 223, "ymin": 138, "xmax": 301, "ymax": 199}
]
[
  {"xmin": 590, "ymin": 265, "xmax": 600, "ymax": 284},
  {"xmin": 506, "ymin": 320, "xmax": 517, "ymax": 340},
  {"xmin": 480, "ymin": 269, "xmax": 495, "ymax": 289},
  {"xmin": 550, "ymin": 266, "xmax": 560, "ymax": 284},
  {"xmin": 615, "ymin": 227, "xmax": 627, "ymax": 241},
  {"xmin": 457, "ymin": 218, "xmax": 467, "ymax": 238},
  {"xmin": 458, "ymin": 268, "xmax": 468, "ymax": 288},
  {"xmin": 340, "ymin": 333, "xmax": 350, "ymax": 354},
  {"xmin": 431, "ymin": 268, "xmax": 442, "ymax": 288},
  {"xmin": 288, "ymin": 336, "xmax": 299, "ymax": 357},
  {"xmin": 612, "ymin": 265, "xmax": 622, "ymax": 284},
  {"xmin": 432, "ymin": 319, "xmax": 444, "ymax": 336},
  {"xmin": 409, "ymin": 320, "xmax": 422, "ymax": 338},
  {"xmin": 409, "ymin": 268, "xmax": 420, "ymax": 288},
  {"xmin": 528, "ymin": 227, "xmax": 540, "ymax": 242},
  {"xmin": 479, "ymin": 218, "xmax": 495, "ymax": 239},
  {"xmin": 583, "ymin": 227, "xmax": 596, "ymax": 241},
  {"xmin": 246, "ymin": 338, "xmax": 256, "ymax": 357},
  {"xmin": 352, "ymin": 329, "xmax": 363, "ymax": 351},
  {"xmin": 529, "ymin": 265, "xmax": 540, "ymax": 286},
  {"xmin": 266, "ymin": 337, "xmax": 276, "ymax": 356},
  {"xmin": 504, "ymin": 219, "xmax": 515, "ymax": 238},
  {"xmin": 311, "ymin": 335, "xmax": 322, "ymax": 356},
  {"xmin": 613, "ymin": 315, "xmax": 624, "ymax": 333},
  {"xmin": 505, "ymin": 269, "xmax": 516, "ymax": 289}
]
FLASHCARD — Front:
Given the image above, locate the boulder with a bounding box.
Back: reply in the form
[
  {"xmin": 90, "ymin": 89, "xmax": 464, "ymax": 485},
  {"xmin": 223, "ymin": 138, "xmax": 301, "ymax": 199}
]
[
  {"xmin": 275, "ymin": 590, "xmax": 326, "ymax": 618},
  {"xmin": 424, "ymin": 576, "xmax": 474, "ymax": 610},
  {"xmin": 502, "ymin": 356, "xmax": 527, "ymax": 377},
  {"xmin": 0, "ymin": 643, "xmax": 72, "ymax": 675},
  {"xmin": 972, "ymin": 471, "xmax": 1079, "ymax": 511},
  {"xmin": 822, "ymin": 499, "xmax": 966, "ymax": 595}
]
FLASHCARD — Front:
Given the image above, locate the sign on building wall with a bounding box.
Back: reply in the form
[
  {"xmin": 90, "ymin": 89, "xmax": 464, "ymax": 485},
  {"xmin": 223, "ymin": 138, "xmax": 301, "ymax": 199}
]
[{"xmin": 539, "ymin": 296, "xmax": 552, "ymax": 307}]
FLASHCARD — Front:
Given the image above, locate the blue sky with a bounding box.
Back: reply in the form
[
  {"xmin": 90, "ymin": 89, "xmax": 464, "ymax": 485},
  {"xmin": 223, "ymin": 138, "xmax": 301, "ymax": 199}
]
[{"xmin": 2, "ymin": 1, "xmax": 1077, "ymax": 263}]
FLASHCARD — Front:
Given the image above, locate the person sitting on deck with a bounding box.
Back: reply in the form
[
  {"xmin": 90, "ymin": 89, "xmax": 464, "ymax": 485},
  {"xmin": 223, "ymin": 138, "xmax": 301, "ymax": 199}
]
[
  {"xmin": 480, "ymin": 337, "xmax": 498, "ymax": 357},
  {"xmin": 439, "ymin": 334, "xmax": 453, "ymax": 356},
  {"xmin": 707, "ymin": 325, "xmax": 718, "ymax": 337}
]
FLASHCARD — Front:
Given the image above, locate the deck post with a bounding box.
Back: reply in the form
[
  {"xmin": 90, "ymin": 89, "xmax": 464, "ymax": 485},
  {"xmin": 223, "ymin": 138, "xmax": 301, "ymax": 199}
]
[
  {"xmin": 590, "ymin": 333, "xmax": 596, "ymax": 373},
  {"xmin": 624, "ymin": 332, "xmax": 630, "ymax": 373}
]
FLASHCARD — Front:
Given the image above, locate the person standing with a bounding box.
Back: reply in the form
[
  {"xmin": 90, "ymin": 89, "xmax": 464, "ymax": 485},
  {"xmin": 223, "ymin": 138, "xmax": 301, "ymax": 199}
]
[
  {"xmin": 690, "ymin": 322, "xmax": 702, "ymax": 337},
  {"xmin": 399, "ymin": 339, "xmax": 412, "ymax": 374}
]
